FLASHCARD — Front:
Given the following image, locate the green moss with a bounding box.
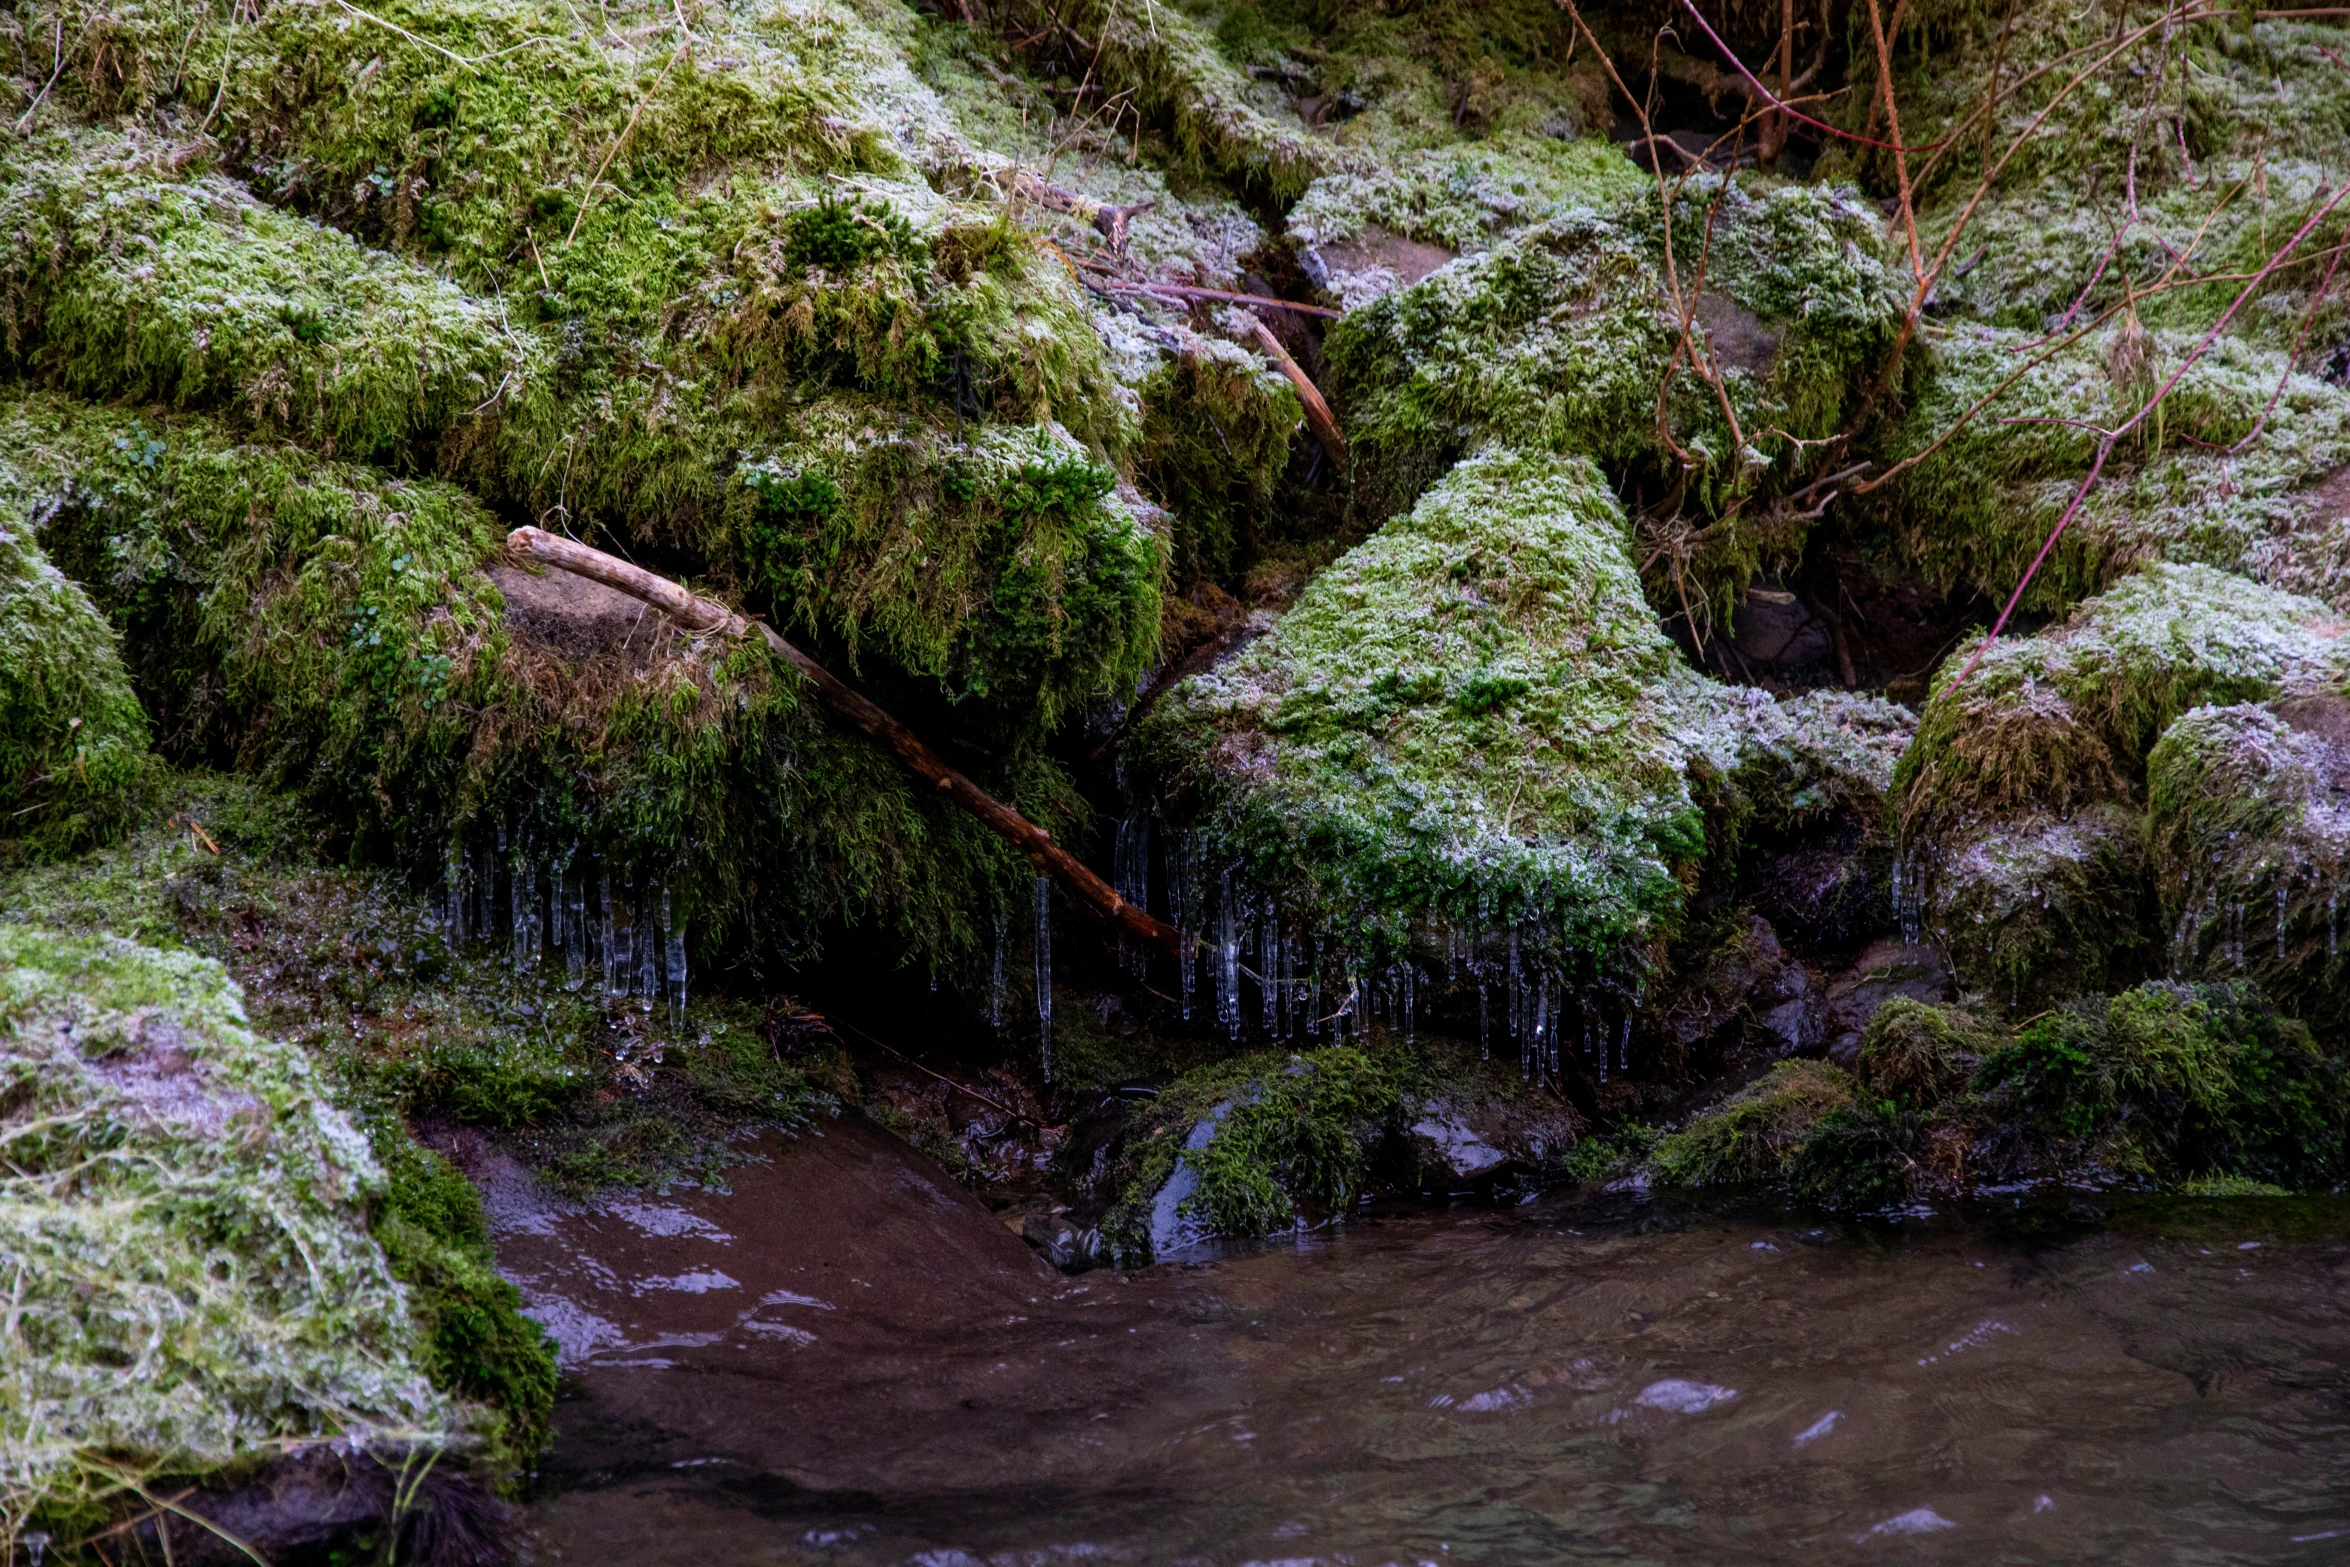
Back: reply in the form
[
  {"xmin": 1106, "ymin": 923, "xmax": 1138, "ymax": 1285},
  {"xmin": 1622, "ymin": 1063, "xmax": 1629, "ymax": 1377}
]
[
  {"xmin": 0, "ymin": 925, "xmax": 463, "ymax": 1543},
  {"xmin": 0, "ymin": 511, "xmax": 156, "ymax": 862},
  {"xmin": 1906, "ymin": 803, "xmax": 2152, "ymax": 1011},
  {"xmin": 2145, "ymin": 701, "xmax": 2350, "ymax": 1028},
  {"xmin": 1973, "ymin": 980, "xmax": 2347, "ymax": 1188},
  {"xmin": 1899, "ymin": 563, "xmax": 2350, "ymax": 830},
  {"xmin": 1856, "ymin": 997, "xmax": 1997, "ymax": 1107},
  {"xmin": 1649, "ymin": 1059, "xmax": 1858, "ymax": 1187},
  {"xmin": 991, "ymin": 0, "xmax": 1344, "ymax": 200},
  {"xmin": 0, "ymin": 124, "xmax": 522, "ymax": 466},
  {"xmin": 1100, "ymin": 1043, "xmax": 1408, "ymax": 1261},
  {"xmin": 1325, "ymin": 180, "xmax": 1906, "ymax": 613},
  {"xmin": 1290, "ymin": 132, "xmax": 1648, "ymax": 270},
  {"xmin": 368, "ymin": 1128, "xmax": 557, "ymax": 1474},
  {"xmin": 738, "ymin": 403, "xmax": 1166, "ymax": 732},
  {"xmin": 1865, "ymin": 327, "xmax": 2350, "ymax": 615},
  {"xmin": 3, "ymin": 390, "xmax": 1078, "ymax": 970},
  {"xmin": 1133, "ymin": 339, "xmax": 1302, "ymax": 582},
  {"xmin": 1138, "ymin": 445, "xmax": 1911, "ymax": 971}
]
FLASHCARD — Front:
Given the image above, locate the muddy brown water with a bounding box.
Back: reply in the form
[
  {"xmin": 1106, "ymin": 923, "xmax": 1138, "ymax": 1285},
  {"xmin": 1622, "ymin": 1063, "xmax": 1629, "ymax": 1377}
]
[{"xmin": 499, "ymin": 1119, "xmax": 2350, "ymax": 1566}]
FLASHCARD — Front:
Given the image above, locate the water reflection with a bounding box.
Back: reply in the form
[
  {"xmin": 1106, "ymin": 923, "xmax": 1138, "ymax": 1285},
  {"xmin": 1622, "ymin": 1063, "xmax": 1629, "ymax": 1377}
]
[{"xmin": 527, "ymin": 1173, "xmax": 2350, "ymax": 1567}]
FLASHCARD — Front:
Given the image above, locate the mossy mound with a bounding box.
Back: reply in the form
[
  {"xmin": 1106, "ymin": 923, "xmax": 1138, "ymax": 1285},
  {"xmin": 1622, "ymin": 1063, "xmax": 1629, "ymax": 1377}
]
[
  {"xmin": 0, "ymin": 926, "xmax": 481, "ymax": 1543},
  {"xmin": 1974, "ymin": 981, "xmax": 2348, "ymax": 1189},
  {"xmin": 1865, "ymin": 326, "xmax": 2350, "ymax": 616},
  {"xmin": 4, "ymin": 391, "xmax": 1084, "ymax": 967},
  {"xmin": 1899, "ymin": 564, "xmax": 2350, "ymax": 1007},
  {"xmin": 1900, "ymin": 563, "xmax": 2350, "ymax": 831},
  {"xmin": 1649, "ymin": 1059, "xmax": 1860, "ymax": 1188},
  {"xmin": 2146, "ymin": 700, "xmax": 2350, "ymax": 1028},
  {"xmin": 1138, "ymin": 445, "xmax": 1914, "ymax": 976},
  {"xmin": 1906, "ymin": 803, "xmax": 2151, "ymax": 1013},
  {"xmin": 1649, "ymin": 981, "xmax": 2347, "ymax": 1206},
  {"xmin": 0, "ymin": 512, "xmax": 155, "ymax": 863},
  {"xmin": 1325, "ymin": 178, "xmax": 1906, "ymax": 612},
  {"xmin": 1102, "ymin": 1043, "xmax": 1406, "ymax": 1264}
]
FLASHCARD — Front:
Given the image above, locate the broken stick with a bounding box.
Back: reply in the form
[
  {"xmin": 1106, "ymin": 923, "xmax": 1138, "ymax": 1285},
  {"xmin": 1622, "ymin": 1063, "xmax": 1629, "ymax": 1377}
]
[
  {"xmin": 503, "ymin": 527, "xmax": 1191, "ymax": 960},
  {"xmin": 1007, "ymin": 170, "xmax": 1155, "ymax": 252},
  {"xmin": 1250, "ymin": 318, "xmax": 1348, "ymax": 471}
]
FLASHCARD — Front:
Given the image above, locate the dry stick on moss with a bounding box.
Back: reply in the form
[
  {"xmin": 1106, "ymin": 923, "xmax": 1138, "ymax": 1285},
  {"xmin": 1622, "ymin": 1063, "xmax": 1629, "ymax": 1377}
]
[
  {"xmin": 564, "ymin": 35, "xmax": 689, "ymax": 248},
  {"xmin": 324, "ymin": 0, "xmax": 564, "ymax": 72},
  {"xmin": 1090, "ymin": 278, "xmax": 1343, "ymax": 317},
  {"xmin": 1941, "ymin": 178, "xmax": 2350, "ymax": 699},
  {"xmin": 1249, "ymin": 318, "xmax": 1347, "ymax": 469},
  {"xmin": 503, "ymin": 527, "xmax": 1193, "ymax": 959},
  {"xmin": 1007, "ymin": 168, "xmax": 1156, "ymax": 250}
]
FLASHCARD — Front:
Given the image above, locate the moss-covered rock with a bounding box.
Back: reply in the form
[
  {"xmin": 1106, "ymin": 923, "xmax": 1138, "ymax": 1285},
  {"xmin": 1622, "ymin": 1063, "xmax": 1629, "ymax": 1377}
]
[
  {"xmin": 1864, "ymin": 326, "xmax": 2350, "ymax": 616},
  {"xmin": 1856, "ymin": 997, "xmax": 1997, "ymax": 1108},
  {"xmin": 1901, "ymin": 563, "xmax": 2350, "ymax": 830},
  {"xmin": 1973, "ymin": 980, "xmax": 2347, "ymax": 1188},
  {"xmin": 1904, "ymin": 803, "xmax": 2153, "ymax": 1012},
  {"xmin": 1138, "ymin": 445, "xmax": 1913, "ymax": 982},
  {"xmin": 0, "ymin": 512, "xmax": 154, "ymax": 862},
  {"xmin": 0, "ymin": 124, "xmax": 521, "ymax": 466},
  {"xmin": 2145, "ymin": 700, "xmax": 2350, "ymax": 1027},
  {"xmin": 1648, "ymin": 1058, "xmax": 1859, "ymax": 1187},
  {"xmin": 1325, "ymin": 178, "xmax": 1907, "ymax": 611},
  {"xmin": 0, "ymin": 926, "xmax": 476, "ymax": 1541}
]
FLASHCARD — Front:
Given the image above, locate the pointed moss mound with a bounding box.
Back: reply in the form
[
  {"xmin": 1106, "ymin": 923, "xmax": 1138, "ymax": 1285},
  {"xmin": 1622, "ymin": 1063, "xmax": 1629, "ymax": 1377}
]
[{"xmin": 1137, "ymin": 444, "xmax": 1911, "ymax": 969}]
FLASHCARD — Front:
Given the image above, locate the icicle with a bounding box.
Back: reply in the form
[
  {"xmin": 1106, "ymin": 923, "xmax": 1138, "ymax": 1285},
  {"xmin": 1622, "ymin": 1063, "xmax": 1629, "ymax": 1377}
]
[
  {"xmin": 1034, "ymin": 876, "xmax": 1054, "ymax": 1080},
  {"xmin": 665, "ymin": 885, "xmax": 687, "ymax": 1034},
  {"xmin": 1216, "ymin": 867, "xmax": 1241, "ymax": 1038},
  {"xmin": 1261, "ymin": 908, "xmax": 1280, "ymax": 1037},
  {"xmin": 566, "ymin": 863, "xmax": 589, "ymax": 990},
  {"xmin": 603, "ymin": 875, "xmax": 625, "ymax": 998},
  {"xmin": 988, "ymin": 914, "xmax": 1007, "ymax": 1029},
  {"xmin": 1507, "ymin": 928, "xmax": 1523, "ymax": 1047},
  {"xmin": 444, "ymin": 855, "xmax": 466, "ymax": 947},
  {"xmin": 1402, "ymin": 961, "xmax": 1415, "ymax": 1048},
  {"xmin": 2277, "ymin": 881, "xmax": 2289, "ymax": 964},
  {"xmin": 638, "ymin": 883, "xmax": 659, "ymax": 1011},
  {"xmin": 1618, "ymin": 1012, "xmax": 1631, "ymax": 1074},
  {"xmin": 1477, "ymin": 978, "xmax": 1490, "ymax": 1060},
  {"xmin": 1307, "ymin": 941, "xmax": 1322, "ymax": 1037}
]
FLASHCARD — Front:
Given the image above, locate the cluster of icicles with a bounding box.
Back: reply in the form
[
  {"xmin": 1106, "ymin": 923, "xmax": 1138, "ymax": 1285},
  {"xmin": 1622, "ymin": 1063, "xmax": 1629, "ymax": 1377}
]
[
  {"xmin": 992, "ymin": 815, "xmax": 1643, "ymax": 1085},
  {"xmin": 1891, "ymin": 834, "xmax": 2342, "ymax": 998},
  {"xmin": 433, "ymin": 827, "xmax": 689, "ymax": 1033}
]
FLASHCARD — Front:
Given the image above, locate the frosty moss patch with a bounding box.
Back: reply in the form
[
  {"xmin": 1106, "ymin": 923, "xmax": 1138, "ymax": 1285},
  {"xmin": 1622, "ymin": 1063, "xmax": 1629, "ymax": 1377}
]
[{"xmin": 0, "ymin": 926, "xmax": 462, "ymax": 1543}]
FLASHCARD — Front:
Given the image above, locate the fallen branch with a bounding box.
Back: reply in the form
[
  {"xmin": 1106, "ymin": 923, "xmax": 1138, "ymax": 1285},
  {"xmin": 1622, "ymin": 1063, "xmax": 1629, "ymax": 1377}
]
[
  {"xmin": 1007, "ymin": 169, "xmax": 1155, "ymax": 251},
  {"xmin": 1093, "ymin": 279, "xmax": 1344, "ymax": 317},
  {"xmin": 503, "ymin": 527, "xmax": 1190, "ymax": 959},
  {"xmin": 1250, "ymin": 318, "xmax": 1347, "ymax": 470}
]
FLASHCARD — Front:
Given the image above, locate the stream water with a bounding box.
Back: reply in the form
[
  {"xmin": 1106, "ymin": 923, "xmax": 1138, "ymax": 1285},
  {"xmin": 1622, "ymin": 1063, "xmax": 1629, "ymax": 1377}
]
[{"xmin": 512, "ymin": 1125, "xmax": 2350, "ymax": 1567}]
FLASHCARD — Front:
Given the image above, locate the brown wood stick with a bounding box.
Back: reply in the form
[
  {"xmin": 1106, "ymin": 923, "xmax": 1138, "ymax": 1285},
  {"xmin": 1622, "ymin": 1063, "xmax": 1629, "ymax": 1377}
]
[
  {"xmin": 1250, "ymin": 318, "xmax": 1347, "ymax": 470},
  {"xmin": 1094, "ymin": 280, "xmax": 1345, "ymax": 318},
  {"xmin": 505, "ymin": 527, "xmax": 1191, "ymax": 959},
  {"xmin": 1007, "ymin": 169, "xmax": 1155, "ymax": 250}
]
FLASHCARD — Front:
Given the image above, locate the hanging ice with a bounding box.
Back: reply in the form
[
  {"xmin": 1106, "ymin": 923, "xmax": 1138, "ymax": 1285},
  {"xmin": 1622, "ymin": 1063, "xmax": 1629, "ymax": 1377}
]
[{"xmin": 1034, "ymin": 875, "xmax": 1054, "ymax": 1080}]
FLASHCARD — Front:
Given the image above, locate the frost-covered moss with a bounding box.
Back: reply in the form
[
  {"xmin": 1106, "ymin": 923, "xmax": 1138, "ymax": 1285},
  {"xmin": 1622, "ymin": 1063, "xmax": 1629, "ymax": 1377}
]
[
  {"xmin": 2145, "ymin": 701, "xmax": 2350, "ymax": 1028},
  {"xmin": 1905, "ymin": 803, "xmax": 2151, "ymax": 1012},
  {"xmin": 1131, "ymin": 339, "xmax": 1302, "ymax": 582},
  {"xmin": 1898, "ymin": 565, "xmax": 2350, "ymax": 1007},
  {"xmin": 991, "ymin": 0, "xmax": 1344, "ymax": 200},
  {"xmin": 1325, "ymin": 180, "xmax": 1907, "ymax": 611},
  {"xmin": 0, "ymin": 926, "xmax": 465, "ymax": 1544},
  {"xmin": 738, "ymin": 400, "xmax": 1165, "ymax": 731},
  {"xmin": 1137, "ymin": 445, "xmax": 1912, "ymax": 969},
  {"xmin": 1900, "ymin": 563, "xmax": 2350, "ymax": 829},
  {"xmin": 3, "ymin": 392, "xmax": 1073, "ymax": 968},
  {"xmin": 0, "ymin": 512, "xmax": 154, "ymax": 862},
  {"xmin": 0, "ymin": 124, "xmax": 521, "ymax": 465},
  {"xmin": 1865, "ymin": 326, "xmax": 2350, "ymax": 614},
  {"xmin": 1289, "ymin": 132, "xmax": 1648, "ymax": 261}
]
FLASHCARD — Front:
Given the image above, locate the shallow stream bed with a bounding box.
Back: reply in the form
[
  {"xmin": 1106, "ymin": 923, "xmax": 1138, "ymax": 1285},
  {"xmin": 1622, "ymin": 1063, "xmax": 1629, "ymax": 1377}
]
[{"xmin": 508, "ymin": 1122, "xmax": 2350, "ymax": 1566}]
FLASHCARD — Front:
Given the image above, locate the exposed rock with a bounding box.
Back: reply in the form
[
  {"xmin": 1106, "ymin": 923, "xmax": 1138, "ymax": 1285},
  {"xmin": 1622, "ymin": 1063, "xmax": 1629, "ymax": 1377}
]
[{"xmin": 1821, "ymin": 940, "xmax": 1958, "ymax": 1067}]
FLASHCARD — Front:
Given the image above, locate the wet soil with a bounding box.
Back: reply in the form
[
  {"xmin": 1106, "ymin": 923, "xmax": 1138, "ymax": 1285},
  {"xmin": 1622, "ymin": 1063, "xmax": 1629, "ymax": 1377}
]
[{"xmin": 510, "ymin": 1118, "xmax": 2350, "ymax": 1567}]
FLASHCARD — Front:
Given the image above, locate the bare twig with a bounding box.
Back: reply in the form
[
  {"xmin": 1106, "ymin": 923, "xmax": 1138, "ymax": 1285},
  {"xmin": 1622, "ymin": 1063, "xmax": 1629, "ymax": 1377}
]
[
  {"xmin": 1094, "ymin": 279, "xmax": 1343, "ymax": 317},
  {"xmin": 1249, "ymin": 318, "xmax": 1347, "ymax": 469},
  {"xmin": 504, "ymin": 528, "xmax": 1194, "ymax": 958}
]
